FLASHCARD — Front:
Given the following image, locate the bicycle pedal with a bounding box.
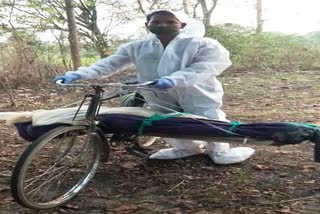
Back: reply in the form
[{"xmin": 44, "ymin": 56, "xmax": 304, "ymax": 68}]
[
  {"xmin": 133, "ymin": 142, "xmax": 152, "ymax": 153},
  {"xmin": 125, "ymin": 146, "xmax": 149, "ymax": 158}
]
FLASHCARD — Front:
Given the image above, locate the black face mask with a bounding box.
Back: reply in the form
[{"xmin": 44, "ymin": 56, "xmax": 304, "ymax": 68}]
[{"xmin": 148, "ymin": 26, "xmax": 180, "ymax": 35}]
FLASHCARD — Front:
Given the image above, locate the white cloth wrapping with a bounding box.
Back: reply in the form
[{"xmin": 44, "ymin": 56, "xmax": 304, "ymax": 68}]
[
  {"xmin": 0, "ymin": 107, "xmax": 147, "ymax": 126},
  {"xmin": 0, "ymin": 107, "xmax": 206, "ymax": 126}
]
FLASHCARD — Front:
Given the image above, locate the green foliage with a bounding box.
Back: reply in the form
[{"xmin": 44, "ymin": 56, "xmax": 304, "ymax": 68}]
[
  {"xmin": 207, "ymin": 25, "xmax": 320, "ymax": 71},
  {"xmin": 304, "ymin": 31, "xmax": 320, "ymax": 46}
]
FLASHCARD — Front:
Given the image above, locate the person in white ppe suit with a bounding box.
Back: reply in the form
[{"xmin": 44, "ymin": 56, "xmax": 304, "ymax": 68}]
[{"xmin": 54, "ymin": 10, "xmax": 255, "ymax": 164}]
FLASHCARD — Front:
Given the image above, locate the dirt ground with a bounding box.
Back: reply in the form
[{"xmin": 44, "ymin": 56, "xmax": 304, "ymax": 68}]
[{"xmin": 1, "ymin": 70, "xmax": 320, "ymax": 214}]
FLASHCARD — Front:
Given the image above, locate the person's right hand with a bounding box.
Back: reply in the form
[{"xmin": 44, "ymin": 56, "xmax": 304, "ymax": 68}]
[
  {"xmin": 152, "ymin": 78, "xmax": 175, "ymax": 89},
  {"xmin": 53, "ymin": 73, "xmax": 81, "ymax": 84}
]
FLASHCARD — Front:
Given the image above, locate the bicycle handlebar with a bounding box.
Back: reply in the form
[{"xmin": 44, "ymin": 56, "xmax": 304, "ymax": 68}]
[{"xmin": 55, "ymin": 80, "xmax": 155, "ymax": 88}]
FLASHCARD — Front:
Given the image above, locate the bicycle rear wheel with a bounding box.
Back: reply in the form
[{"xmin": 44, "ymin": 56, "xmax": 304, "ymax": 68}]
[{"xmin": 11, "ymin": 125, "xmax": 103, "ymax": 209}]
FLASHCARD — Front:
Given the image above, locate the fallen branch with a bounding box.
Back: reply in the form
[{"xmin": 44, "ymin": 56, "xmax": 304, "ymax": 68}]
[
  {"xmin": 257, "ymin": 194, "xmax": 320, "ymax": 206},
  {"xmin": 167, "ymin": 180, "xmax": 185, "ymax": 192}
]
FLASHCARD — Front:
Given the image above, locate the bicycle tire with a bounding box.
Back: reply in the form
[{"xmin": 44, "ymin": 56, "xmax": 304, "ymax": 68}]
[
  {"xmin": 11, "ymin": 125, "xmax": 103, "ymax": 209},
  {"xmin": 120, "ymin": 92, "xmax": 145, "ymax": 107}
]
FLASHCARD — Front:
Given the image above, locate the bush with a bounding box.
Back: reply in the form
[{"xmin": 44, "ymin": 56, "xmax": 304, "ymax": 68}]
[
  {"xmin": 207, "ymin": 25, "xmax": 320, "ymax": 71},
  {"xmin": 0, "ymin": 31, "xmax": 64, "ymax": 87}
]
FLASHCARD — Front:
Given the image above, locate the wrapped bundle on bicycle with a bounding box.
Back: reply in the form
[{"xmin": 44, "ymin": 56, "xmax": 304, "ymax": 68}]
[
  {"xmin": 8, "ymin": 106, "xmax": 320, "ymax": 158},
  {"xmin": 1, "ymin": 82, "xmax": 320, "ymax": 210}
]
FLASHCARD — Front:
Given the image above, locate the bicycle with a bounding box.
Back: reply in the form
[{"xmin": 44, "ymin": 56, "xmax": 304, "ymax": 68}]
[
  {"xmin": 10, "ymin": 81, "xmax": 154, "ymax": 209},
  {"xmin": 9, "ymin": 81, "xmax": 320, "ymax": 210}
]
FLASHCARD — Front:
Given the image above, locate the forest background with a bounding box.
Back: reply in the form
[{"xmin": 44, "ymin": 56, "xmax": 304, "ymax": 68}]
[{"xmin": 0, "ymin": 0, "xmax": 319, "ymax": 91}]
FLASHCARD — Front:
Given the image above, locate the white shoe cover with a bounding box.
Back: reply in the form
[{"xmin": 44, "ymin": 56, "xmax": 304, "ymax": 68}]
[
  {"xmin": 149, "ymin": 148, "xmax": 203, "ymax": 159},
  {"xmin": 206, "ymin": 142, "xmax": 255, "ymax": 164},
  {"xmin": 165, "ymin": 138, "xmax": 205, "ymax": 153},
  {"xmin": 149, "ymin": 139, "xmax": 205, "ymax": 159}
]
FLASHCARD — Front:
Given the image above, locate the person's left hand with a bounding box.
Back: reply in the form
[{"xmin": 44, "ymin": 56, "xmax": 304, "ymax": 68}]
[
  {"xmin": 53, "ymin": 73, "xmax": 81, "ymax": 84},
  {"xmin": 152, "ymin": 78, "xmax": 175, "ymax": 89}
]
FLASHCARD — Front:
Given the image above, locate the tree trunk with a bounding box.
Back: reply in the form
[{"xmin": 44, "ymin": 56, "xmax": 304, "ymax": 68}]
[
  {"xmin": 77, "ymin": 1, "xmax": 110, "ymax": 58},
  {"xmin": 65, "ymin": 0, "xmax": 81, "ymax": 70},
  {"xmin": 95, "ymin": 35, "xmax": 110, "ymax": 58},
  {"xmin": 182, "ymin": 0, "xmax": 190, "ymax": 15},
  {"xmin": 0, "ymin": 80, "xmax": 16, "ymax": 107},
  {"xmin": 198, "ymin": 0, "xmax": 219, "ymax": 34},
  {"xmin": 256, "ymin": 0, "xmax": 263, "ymax": 33}
]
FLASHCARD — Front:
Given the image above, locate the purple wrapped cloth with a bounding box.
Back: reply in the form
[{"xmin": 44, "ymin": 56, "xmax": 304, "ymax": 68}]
[
  {"xmin": 15, "ymin": 113, "xmax": 320, "ymax": 162},
  {"xmin": 15, "ymin": 113, "xmax": 319, "ymax": 146}
]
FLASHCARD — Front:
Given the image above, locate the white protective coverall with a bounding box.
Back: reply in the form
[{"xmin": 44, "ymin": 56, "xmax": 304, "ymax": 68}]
[{"xmin": 66, "ymin": 12, "xmax": 254, "ymax": 164}]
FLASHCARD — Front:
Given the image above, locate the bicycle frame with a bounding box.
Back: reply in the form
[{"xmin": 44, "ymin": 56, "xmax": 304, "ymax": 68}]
[
  {"xmin": 59, "ymin": 82, "xmax": 153, "ymax": 135},
  {"xmin": 53, "ymin": 81, "xmax": 320, "ymax": 163}
]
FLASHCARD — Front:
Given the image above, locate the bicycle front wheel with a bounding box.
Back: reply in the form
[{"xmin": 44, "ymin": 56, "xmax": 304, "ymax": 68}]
[{"xmin": 11, "ymin": 125, "xmax": 102, "ymax": 209}]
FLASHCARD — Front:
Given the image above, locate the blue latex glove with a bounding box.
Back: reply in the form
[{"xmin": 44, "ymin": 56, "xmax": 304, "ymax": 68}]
[
  {"xmin": 152, "ymin": 78, "xmax": 175, "ymax": 89},
  {"xmin": 53, "ymin": 73, "xmax": 81, "ymax": 84}
]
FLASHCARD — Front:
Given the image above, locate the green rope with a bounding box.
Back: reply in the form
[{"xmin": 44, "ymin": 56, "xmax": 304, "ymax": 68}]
[
  {"xmin": 137, "ymin": 113, "xmax": 182, "ymax": 135},
  {"xmin": 228, "ymin": 121, "xmax": 244, "ymax": 135},
  {"xmin": 138, "ymin": 114, "xmax": 320, "ymax": 138}
]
